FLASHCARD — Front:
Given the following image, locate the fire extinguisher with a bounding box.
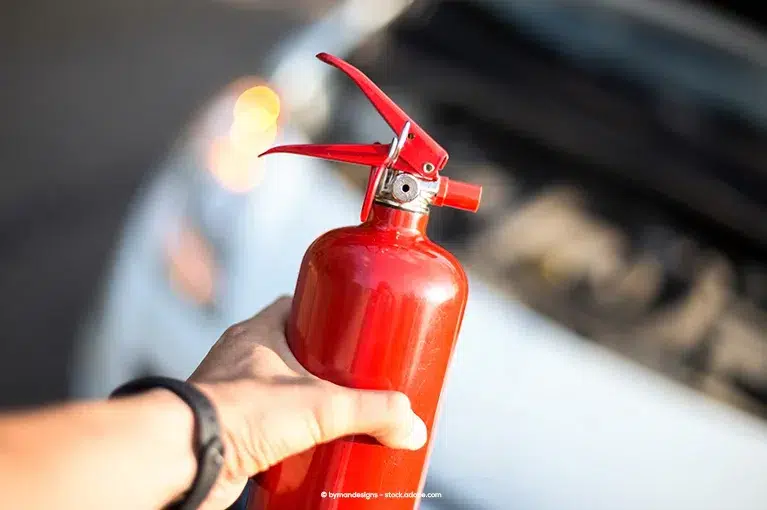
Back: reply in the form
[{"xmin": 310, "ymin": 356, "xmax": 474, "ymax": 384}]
[{"xmin": 247, "ymin": 52, "xmax": 482, "ymax": 510}]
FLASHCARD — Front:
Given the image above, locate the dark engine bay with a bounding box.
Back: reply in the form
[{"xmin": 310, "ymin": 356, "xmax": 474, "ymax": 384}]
[{"xmin": 322, "ymin": 0, "xmax": 767, "ymax": 418}]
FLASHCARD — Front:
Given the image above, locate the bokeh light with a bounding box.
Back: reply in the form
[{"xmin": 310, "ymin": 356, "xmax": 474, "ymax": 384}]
[{"xmin": 208, "ymin": 84, "xmax": 281, "ymax": 193}]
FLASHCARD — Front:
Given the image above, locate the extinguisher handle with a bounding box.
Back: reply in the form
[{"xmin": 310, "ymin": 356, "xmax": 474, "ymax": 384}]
[
  {"xmin": 259, "ymin": 52, "xmax": 482, "ymax": 220},
  {"xmin": 259, "ymin": 53, "xmax": 445, "ymax": 179}
]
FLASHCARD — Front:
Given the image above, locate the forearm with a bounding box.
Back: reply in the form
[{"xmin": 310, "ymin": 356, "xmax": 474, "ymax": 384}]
[{"xmin": 0, "ymin": 389, "xmax": 197, "ymax": 510}]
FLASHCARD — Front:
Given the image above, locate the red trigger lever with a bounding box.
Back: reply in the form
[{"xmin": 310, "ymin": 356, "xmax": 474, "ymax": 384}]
[{"xmin": 259, "ymin": 52, "xmax": 482, "ymax": 222}]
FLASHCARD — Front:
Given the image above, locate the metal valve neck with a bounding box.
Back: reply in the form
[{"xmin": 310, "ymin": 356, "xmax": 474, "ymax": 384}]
[{"xmin": 374, "ymin": 167, "xmax": 438, "ymax": 216}]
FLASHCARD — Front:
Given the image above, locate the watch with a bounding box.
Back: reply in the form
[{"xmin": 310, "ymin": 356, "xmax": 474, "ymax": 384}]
[{"xmin": 110, "ymin": 377, "xmax": 225, "ymax": 510}]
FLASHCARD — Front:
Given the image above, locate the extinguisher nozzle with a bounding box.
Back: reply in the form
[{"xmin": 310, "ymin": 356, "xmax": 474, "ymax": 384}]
[{"xmin": 435, "ymin": 177, "xmax": 482, "ymax": 213}]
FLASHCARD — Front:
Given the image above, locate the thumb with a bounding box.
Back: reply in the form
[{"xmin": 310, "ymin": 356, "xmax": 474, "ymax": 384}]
[{"xmin": 318, "ymin": 388, "xmax": 428, "ymax": 451}]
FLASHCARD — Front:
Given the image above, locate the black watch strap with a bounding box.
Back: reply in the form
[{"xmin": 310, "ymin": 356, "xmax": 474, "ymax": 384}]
[{"xmin": 110, "ymin": 377, "xmax": 225, "ymax": 510}]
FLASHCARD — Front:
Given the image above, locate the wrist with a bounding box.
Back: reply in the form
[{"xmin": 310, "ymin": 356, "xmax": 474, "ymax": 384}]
[
  {"xmin": 189, "ymin": 380, "xmax": 254, "ymax": 479},
  {"xmin": 109, "ymin": 378, "xmax": 226, "ymax": 509},
  {"xmin": 142, "ymin": 389, "xmax": 200, "ymax": 503},
  {"xmin": 106, "ymin": 388, "xmax": 198, "ymax": 506}
]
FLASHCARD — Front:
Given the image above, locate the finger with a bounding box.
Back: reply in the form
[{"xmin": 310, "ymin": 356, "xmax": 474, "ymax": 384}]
[
  {"xmin": 317, "ymin": 388, "xmax": 427, "ymax": 451},
  {"xmin": 244, "ymin": 296, "xmax": 314, "ymax": 378},
  {"xmin": 258, "ymin": 296, "xmax": 314, "ymax": 376},
  {"xmin": 244, "ymin": 295, "xmax": 293, "ymax": 330}
]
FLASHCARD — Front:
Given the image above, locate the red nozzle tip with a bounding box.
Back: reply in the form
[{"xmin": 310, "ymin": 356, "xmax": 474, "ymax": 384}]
[{"xmin": 435, "ymin": 178, "xmax": 482, "ymax": 213}]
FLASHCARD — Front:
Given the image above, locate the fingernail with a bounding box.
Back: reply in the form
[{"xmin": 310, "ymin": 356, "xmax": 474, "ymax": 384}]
[{"xmin": 405, "ymin": 415, "xmax": 428, "ymax": 450}]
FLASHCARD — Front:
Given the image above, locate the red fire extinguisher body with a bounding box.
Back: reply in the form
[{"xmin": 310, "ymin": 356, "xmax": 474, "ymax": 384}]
[
  {"xmin": 249, "ymin": 204, "xmax": 468, "ymax": 509},
  {"xmin": 249, "ymin": 51, "xmax": 482, "ymax": 510}
]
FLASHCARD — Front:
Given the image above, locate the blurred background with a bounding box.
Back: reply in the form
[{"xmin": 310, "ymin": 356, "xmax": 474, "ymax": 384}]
[{"xmin": 5, "ymin": 0, "xmax": 767, "ymax": 508}]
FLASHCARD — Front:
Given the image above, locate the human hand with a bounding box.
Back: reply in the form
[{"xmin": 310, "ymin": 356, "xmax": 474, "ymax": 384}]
[{"xmin": 187, "ymin": 296, "xmax": 428, "ymax": 510}]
